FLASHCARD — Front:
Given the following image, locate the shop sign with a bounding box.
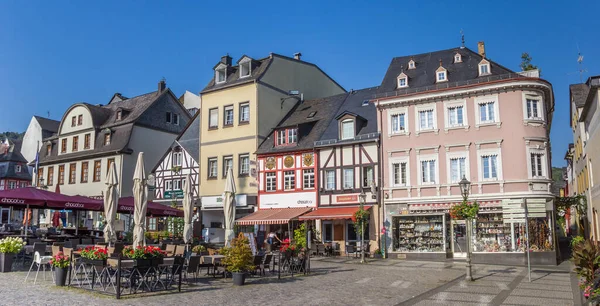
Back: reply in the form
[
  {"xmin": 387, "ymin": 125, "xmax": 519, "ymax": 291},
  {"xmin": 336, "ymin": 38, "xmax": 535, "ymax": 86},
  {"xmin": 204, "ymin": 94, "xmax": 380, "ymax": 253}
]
[
  {"xmin": 337, "ymin": 195, "xmax": 357, "ymax": 203},
  {"xmin": 164, "ymin": 190, "xmax": 183, "ymax": 199},
  {"xmin": 202, "ymin": 194, "xmax": 247, "ymax": 208},
  {"xmin": 502, "ymin": 199, "xmax": 546, "ymax": 223},
  {"xmin": 260, "ymin": 192, "xmax": 316, "ymax": 208}
]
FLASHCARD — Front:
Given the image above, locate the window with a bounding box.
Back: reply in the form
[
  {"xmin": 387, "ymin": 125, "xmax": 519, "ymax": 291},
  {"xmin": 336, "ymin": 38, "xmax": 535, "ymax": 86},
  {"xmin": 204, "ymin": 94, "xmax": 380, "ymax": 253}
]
[
  {"xmin": 408, "ymin": 60, "xmax": 415, "ymax": 69},
  {"xmin": 15, "ymin": 165, "xmax": 21, "ymax": 173},
  {"xmin": 393, "ymin": 162, "xmax": 407, "ymax": 186},
  {"xmin": 148, "ymin": 218, "xmax": 157, "ymax": 231},
  {"xmin": 284, "ymin": 171, "xmax": 295, "ymax": 190},
  {"xmin": 104, "ymin": 133, "xmax": 111, "ymax": 145},
  {"xmin": 46, "ymin": 144, "xmax": 51, "ymax": 156},
  {"xmin": 362, "ymin": 166, "xmax": 374, "ymax": 188},
  {"xmin": 531, "ymin": 152, "xmax": 544, "ymax": 178},
  {"xmin": 166, "ymin": 112, "xmax": 171, "ymax": 123},
  {"xmin": 93, "ymin": 161, "xmax": 101, "ymax": 182},
  {"xmin": 437, "ymin": 71, "xmax": 446, "ymax": 82},
  {"xmin": 287, "ymin": 129, "xmax": 297, "ymax": 144},
  {"xmin": 479, "ymin": 102, "xmax": 495, "ymax": 122},
  {"xmin": 343, "ymin": 168, "xmax": 354, "ymax": 189},
  {"xmin": 447, "ymin": 106, "xmax": 464, "ymax": 127},
  {"xmin": 361, "ymin": 101, "xmax": 369, "ymax": 107},
  {"xmin": 479, "ymin": 64, "xmax": 489, "ymax": 75},
  {"xmin": 38, "ymin": 168, "xmax": 44, "ymax": 184},
  {"xmin": 78, "ymin": 115, "xmax": 83, "ymax": 125},
  {"xmin": 276, "ymin": 129, "xmax": 298, "ymax": 146},
  {"xmin": 341, "ymin": 119, "xmax": 354, "ymax": 140},
  {"xmin": 72, "ymin": 136, "xmax": 78, "ymax": 152},
  {"xmin": 475, "ymin": 95, "xmax": 499, "ymax": 125},
  {"xmin": 240, "ymin": 61, "xmax": 251, "ymax": 77},
  {"xmin": 390, "ymin": 112, "xmax": 406, "ymax": 134},
  {"xmin": 58, "ymin": 165, "xmax": 65, "ymax": 185},
  {"xmin": 208, "ymin": 158, "xmax": 218, "ymax": 179},
  {"xmin": 61, "ymin": 139, "xmax": 67, "ymax": 153},
  {"xmin": 47, "ymin": 166, "xmax": 54, "ymax": 185},
  {"xmin": 173, "ymin": 179, "xmax": 181, "ymax": 190},
  {"xmin": 397, "ymin": 77, "xmax": 407, "ymax": 88},
  {"xmin": 455, "ymin": 53, "xmax": 462, "ymax": 63},
  {"xmin": 224, "ymin": 105, "xmax": 234, "ymax": 126},
  {"xmin": 84, "ymin": 134, "xmax": 91, "ymax": 149},
  {"xmin": 172, "ymin": 152, "xmax": 182, "ymax": 167},
  {"xmin": 481, "ymin": 155, "xmax": 498, "ymax": 180},
  {"xmin": 165, "ymin": 180, "xmax": 173, "ymax": 191},
  {"xmin": 107, "ymin": 158, "xmax": 115, "ymax": 174},
  {"xmin": 418, "ymin": 109, "xmax": 434, "ymax": 130},
  {"xmin": 266, "ymin": 172, "xmax": 276, "ymax": 192},
  {"xmin": 277, "ymin": 130, "xmax": 286, "ymax": 146},
  {"xmin": 69, "ymin": 163, "xmax": 76, "ymax": 184},
  {"xmin": 239, "ymin": 154, "xmax": 250, "ymax": 176},
  {"xmin": 323, "ymin": 222, "xmax": 333, "ymax": 242},
  {"xmin": 450, "ymin": 157, "xmax": 467, "ymax": 183},
  {"xmin": 8, "ymin": 181, "xmax": 16, "ymax": 189},
  {"xmin": 81, "ymin": 162, "xmax": 88, "ymax": 183},
  {"xmin": 526, "ymin": 98, "xmax": 542, "ymax": 119},
  {"xmin": 420, "ymin": 160, "xmax": 436, "ymax": 184},
  {"xmin": 216, "ymin": 69, "xmax": 226, "ymax": 83},
  {"xmin": 325, "ymin": 170, "xmax": 335, "ymax": 190},
  {"xmin": 71, "ymin": 116, "xmax": 76, "ymax": 127},
  {"xmin": 173, "ymin": 113, "xmax": 179, "ymax": 125},
  {"xmin": 303, "ymin": 169, "xmax": 315, "ymax": 189},
  {"xmin": 209, "ymin": 108, "xmax": 218, "ymax": 129},
  {"xmin": 223, "ymin": 156, "xmax": 233, "ymax": 176},
  {"xmin": 116, "ymin": 111, "xmax": 122, "ymax": 120},
  {"xmin": 239, "ymin": 102, "xmax": 250, "ymax": 123}
]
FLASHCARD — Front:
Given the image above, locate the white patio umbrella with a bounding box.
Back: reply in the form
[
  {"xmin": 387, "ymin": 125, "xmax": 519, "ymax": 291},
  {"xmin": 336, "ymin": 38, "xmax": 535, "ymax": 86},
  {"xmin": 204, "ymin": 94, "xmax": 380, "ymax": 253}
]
[
  {"xmin": 223, "ymin": 168, "xmax": 236, "ymax": 247},
  {"xmin": 104, "ymin": 162, "xmax": 119, "ymax": 245},
  {"xmin": 132, "ymin": 152, "xmax": 148, "ymax": 248},
  {"xmin": 182, "ymin": 173, "xmax": 193, "ymax": 246}
]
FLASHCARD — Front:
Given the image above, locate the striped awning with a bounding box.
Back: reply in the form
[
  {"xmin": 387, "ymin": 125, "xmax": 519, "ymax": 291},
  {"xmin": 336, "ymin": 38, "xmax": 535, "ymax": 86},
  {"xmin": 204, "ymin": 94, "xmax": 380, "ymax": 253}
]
[
  {"xmin": 235, "ymin": 207, "xmax": 312, "ymax": 225},
  {"xmin": 409, "ymin": 200, "xmax": 501, "ymax": 211},
  {"xmin": 298, "ymin": 206, "xmax": 372, "ymax": 220}
]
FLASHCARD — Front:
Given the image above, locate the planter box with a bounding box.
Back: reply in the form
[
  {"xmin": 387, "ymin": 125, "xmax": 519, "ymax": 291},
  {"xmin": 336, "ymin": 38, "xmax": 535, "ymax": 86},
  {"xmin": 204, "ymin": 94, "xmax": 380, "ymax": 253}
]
[
  {"xmin": 81, "ymin": 258, "xmax": 107, "ymax": 266},
  {"xmin": 152, "ymin": 257, "xmax": 164, "ymax": 266},
  {"xmin": 133, "ymin": 259, "xmax": 152, "ymax": 268},
  {"xmin": 0, "ymin": 253, "xmax": 14, "ymax": 273}
]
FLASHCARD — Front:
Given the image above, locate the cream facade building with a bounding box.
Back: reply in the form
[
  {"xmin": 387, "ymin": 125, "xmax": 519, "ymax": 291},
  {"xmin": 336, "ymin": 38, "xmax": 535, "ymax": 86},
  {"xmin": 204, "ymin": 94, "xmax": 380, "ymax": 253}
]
[{"xmin": 199, "ymin": 53, "xmax": 345, "ymax": 226}]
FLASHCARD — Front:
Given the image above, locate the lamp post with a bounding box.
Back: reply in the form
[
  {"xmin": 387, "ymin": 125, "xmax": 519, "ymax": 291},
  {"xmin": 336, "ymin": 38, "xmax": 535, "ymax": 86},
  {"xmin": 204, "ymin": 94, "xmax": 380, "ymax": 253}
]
[
  {"xmin": 358, "ymin": 190, "xmax": 366, "ymax": 264},
  {"xmin": 459, "ymin": 176, "xmax": 473, "ymax": 281}
]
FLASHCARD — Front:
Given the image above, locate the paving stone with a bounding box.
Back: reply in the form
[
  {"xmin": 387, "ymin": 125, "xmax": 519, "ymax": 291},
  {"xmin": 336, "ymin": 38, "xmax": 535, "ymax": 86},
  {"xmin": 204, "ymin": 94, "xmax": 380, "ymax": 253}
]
[
  {"xmin": 510, "ymin": 288, "xmax": 573, "ymax": 299},
  {"xmin": 502, "ymin": 295, "xmax": 574, "ymax": 305}
]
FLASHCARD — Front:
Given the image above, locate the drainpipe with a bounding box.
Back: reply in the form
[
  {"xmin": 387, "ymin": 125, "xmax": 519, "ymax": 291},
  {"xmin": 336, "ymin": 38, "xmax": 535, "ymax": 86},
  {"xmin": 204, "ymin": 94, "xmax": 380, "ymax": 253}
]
[{"xmin": 377, "ymin": 105, "xmax": 386, "ymax": 258}]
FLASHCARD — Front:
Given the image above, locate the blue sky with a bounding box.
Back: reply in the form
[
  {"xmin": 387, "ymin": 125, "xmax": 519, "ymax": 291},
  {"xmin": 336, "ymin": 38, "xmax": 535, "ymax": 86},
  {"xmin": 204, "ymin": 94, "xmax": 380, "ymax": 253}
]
[{"xmin": 0, "ymin": 0, "xmax": 598, "ymax": 166}]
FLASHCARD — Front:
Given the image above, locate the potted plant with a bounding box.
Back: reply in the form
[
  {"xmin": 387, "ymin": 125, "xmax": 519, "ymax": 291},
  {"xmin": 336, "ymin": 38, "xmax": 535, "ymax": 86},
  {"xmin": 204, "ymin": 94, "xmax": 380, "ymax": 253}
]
[
  {"xmin": 49, "ymin": 252, "xmax": 70, "ymax": 286},
  {"xmin": 221, "ymin": 233, "xmax": 254, "ymax": 286},
  {"xmin": 0, "ymin": 237, "xmax": 25, "ymax": 272},
  {"xmin": 192, "ymin": 244, "xmax": 207, "ymax": 255},
  {"xmin": 123, "ymin": 246, "xmax": 166, "ymax": 267},
  {"xmin": 449, "ymin": 201, "xmax": 479, "ymax": 220},
  {"xmin": 373, "ymin": 249, "xmax": 383, "ymax": 259},
  {"xmin": 79, "ymin": 246, "xmax": 108, "ymax": 266}
]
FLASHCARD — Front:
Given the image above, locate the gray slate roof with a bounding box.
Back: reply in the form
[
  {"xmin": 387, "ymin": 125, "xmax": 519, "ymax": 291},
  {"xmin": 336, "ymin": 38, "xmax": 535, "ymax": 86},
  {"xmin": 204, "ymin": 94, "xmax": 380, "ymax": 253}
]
[
  {"xmin": 34, "ymin": 116, "xmax": 60, "ymax": 139},
  {"xmin": 201, "ymin": 56, "xmax": 272, "ymax": 93},
  {"xmin": 0, "ymin": 140, "xmax": 32, "ymax": 180},
  {"xmin": 256, "ymin": 92, "xmax": 349, "ymax": 154},
  {"xmin": 379, "ymin": 47, "xmax": 514, "ymax": 93},
  {"xmin": 177, "ymin": 112, "xmax": 200, "ymax": 162},
  {"xmin": 319, "ymin": 87, "xmax": 379, "ymax": 142},
  {"xmin": 570, "ymin": 83, "xmax": 589, "ymax": 108}
]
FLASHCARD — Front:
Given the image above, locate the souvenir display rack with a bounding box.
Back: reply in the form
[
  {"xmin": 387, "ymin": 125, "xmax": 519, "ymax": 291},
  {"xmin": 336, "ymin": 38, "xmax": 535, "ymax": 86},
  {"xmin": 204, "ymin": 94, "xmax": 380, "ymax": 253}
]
[
  {"xmin": 473, "ymin": 213, "xmax": 512, "ymax": 252},
  {"xmin": 393, "ymin": 214, "xmax": 446, "ymax": 252}
]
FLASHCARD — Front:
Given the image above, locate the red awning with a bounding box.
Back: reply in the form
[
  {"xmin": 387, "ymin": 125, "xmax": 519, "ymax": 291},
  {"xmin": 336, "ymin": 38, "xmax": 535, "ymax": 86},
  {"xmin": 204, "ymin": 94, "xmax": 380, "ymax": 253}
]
[
  {"xmin": 117, "ymin": 196, "xmax": 184, "ymax": 217},
  {"xmin": 298, "ymin": 206, "xmax": 372, "ymax": 221},
  {"xmin": 235, "ymin": 207, "xmax": 312, "ymax": 225}
]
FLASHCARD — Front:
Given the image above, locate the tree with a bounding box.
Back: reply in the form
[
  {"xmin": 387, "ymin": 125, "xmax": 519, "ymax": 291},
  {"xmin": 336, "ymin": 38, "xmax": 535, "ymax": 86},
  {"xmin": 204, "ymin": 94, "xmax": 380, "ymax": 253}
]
[
  {"xmin": 0, "ymin": 131, "xmax": 24, "ymax": 143},
  {"xmin": 520, "ymin": 53, "xmax": 539, "ymax": 71}
]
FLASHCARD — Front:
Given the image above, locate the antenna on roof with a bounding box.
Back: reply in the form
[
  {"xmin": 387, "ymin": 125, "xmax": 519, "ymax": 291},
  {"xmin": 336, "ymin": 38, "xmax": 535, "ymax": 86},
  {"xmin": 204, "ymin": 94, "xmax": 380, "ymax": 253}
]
[
  {"xmin": 460, "ymin": 29, "xmax": 465, "ymax": 49},
  {"xmin": 567, "ymin": 43, "xmax": 588, "ymax": 82},
  {"xmin": 47, "ymin": 111, "xmax": 50, "ymax": 118}
]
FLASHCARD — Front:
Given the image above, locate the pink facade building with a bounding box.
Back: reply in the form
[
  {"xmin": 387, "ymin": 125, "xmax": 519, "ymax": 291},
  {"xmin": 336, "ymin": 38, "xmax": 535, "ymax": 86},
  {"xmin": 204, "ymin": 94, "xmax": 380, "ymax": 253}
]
[{"xmin": 375, "ymin": 43, "xmax": 556, "ymax": 264}]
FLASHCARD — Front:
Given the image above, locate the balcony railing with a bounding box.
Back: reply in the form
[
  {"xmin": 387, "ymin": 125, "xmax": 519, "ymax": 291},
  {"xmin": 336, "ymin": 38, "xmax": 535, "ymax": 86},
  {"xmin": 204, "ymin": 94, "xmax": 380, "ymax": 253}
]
[
  {"xmin": 373, "ymin": 71, "xmax": 543, "ymax": 100},
  {"xmin": 315, "ymin": 132, "xmax": 379, "ymax": 147}
]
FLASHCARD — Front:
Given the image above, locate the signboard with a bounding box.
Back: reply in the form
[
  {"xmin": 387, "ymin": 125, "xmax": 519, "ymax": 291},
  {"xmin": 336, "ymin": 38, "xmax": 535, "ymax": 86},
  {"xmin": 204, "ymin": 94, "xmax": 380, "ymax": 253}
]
[
  {"xmin": 202, "ymin": 194, "xmax": 248, "ymax": 208},
  {"xmin": 260, "ymin": 192, "xmax": 316, "ymax": 208},
  {"xmin": 164, "ymin": 190, "xmax": 183, "ymax": 199},
  {"xmin": 337, "ymin": 195, "xmax": 358, "ymax": 203},
  {"xmin": 502, "ymin": 199, "xmax": 547, "ymax": 224}
]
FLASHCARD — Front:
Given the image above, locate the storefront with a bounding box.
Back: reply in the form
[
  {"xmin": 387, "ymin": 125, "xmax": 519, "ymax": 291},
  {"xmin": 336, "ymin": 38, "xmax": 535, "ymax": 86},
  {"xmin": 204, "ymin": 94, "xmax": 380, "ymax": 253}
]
[
  {"xmin": 200, "ymin": 194, "xmax": 255, "ymax": 228},
  {"xmin": 385, "ymin": 199, "xmax": 556, "ymax": 265}
]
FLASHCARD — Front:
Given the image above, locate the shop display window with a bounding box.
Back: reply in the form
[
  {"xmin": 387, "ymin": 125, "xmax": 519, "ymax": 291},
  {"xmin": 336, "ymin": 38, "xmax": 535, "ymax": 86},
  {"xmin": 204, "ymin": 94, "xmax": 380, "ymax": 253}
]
[
  {"xmin": 392, "ymin": 215, "xmax": 446, "ymax": 252},
  {"xmin": 473, "ymin": 213, "xmax": 554, "ymax": 252}
]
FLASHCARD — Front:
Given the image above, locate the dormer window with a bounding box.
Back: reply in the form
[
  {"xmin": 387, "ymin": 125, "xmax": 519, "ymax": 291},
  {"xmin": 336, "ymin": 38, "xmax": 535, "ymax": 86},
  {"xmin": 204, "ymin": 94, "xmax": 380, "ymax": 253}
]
[
  {"xmin": 104, "ymin": 133, "xmax": 111, "ymax": 146},
  {"xmin": 437, "ymin": 71, "xmax": 446, "ymax": 82},
  {"xmin": 341, "ymin": 119, "xmax": 355, "ymax": 140},
  {"xmin": 478, "ymin": 59, "xmax": 491, "ymax": 76},
  {"xmin": 116, "ymin": 111, "xmax": 122, "ymax": 120},
  {"xmin": 46, "ymin": 144, "xmax": 51, "ymax": 156},
  {"xmin": 239, "ymin": 60, "xmax": 251, "ymax": 78},
  {"xmin": 408, "ymin": 59, "xmax": 415, "ymax": 69},
  {"xmin": 15, "ymin": 165, "xmax": 21, "ymax": 173},
  {"xmin": 216, "ymin": 68, "xmax": 226, "ymax": 84},
  {"xmin": 397, "ymin": 72, "xmax": 408, "ymax": 88},
  {"xmin": 454, "ymin": 53, "xmax": 462, "ymax": 63},
  {"xmin": 276, "ymin": 128, "xmax": 298, "ymax": 146}
]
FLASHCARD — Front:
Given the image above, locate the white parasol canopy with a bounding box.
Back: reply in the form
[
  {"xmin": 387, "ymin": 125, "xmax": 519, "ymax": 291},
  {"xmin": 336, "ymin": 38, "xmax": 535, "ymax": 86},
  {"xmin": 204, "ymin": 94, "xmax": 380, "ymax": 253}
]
[
  {"xmin": 132, "ymin": 152, "xmax": 148, "ymax": 248},
  {"xmin": 182, "ymin": 173, "xmax": 193, "ymax": 245},
  {"xmin": 223, "ymin": 168, "xmax": 236, "ymax": 246},
  {"xmin": 104, "ymin": 162, "xmax": 119, "ymax": 245}
]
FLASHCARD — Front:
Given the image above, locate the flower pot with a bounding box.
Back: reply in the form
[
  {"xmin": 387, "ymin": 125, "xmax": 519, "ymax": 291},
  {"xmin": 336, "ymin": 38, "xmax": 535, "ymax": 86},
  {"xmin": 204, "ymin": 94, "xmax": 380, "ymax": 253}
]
[
  {"xmin": 81, "ymin": 258, "xmax": 107, "ymax": 266},
  {"xmin": 54, "ymin": 267, "xmax": 68, "ymax": 286},
  {"xmin": 232, "ymin": 272, "xmax": 246, "ymax": 286},
  {"xmin": 0, "ymin": 253, "xmax": 14, "ymax": 273},
  {"xmin": 133, "ymin": 258, "xmax": 152, "ymax": 268},
  {"xmin": 152, "ymin": 257, "xmax": 163, "ymax": 266}
]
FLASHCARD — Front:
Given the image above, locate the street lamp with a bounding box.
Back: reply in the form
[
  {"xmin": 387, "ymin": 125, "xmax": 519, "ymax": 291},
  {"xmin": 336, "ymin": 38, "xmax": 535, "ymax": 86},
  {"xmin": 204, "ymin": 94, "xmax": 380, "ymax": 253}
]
[
  {"xmin": 358, "ymin": 190, "xmax": 367, "ymax": 264},
  {"xmin": 459, "ymin": 176, "xmax": 473, "ymax": 281}
]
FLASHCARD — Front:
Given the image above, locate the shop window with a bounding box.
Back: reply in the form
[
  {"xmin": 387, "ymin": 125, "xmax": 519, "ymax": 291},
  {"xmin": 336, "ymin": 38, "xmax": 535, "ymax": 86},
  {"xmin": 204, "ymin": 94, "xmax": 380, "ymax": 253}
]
[
  {"xmin": 472, "ymin": 213, "xmax": 554, "ymax": 252},
  {"xmin": 392, "ymin": 215, "xmax": 445, "ymax": 252},
  {"xmin": 323, "ymin": 222, "xmax": 333, "ymax": 242}
]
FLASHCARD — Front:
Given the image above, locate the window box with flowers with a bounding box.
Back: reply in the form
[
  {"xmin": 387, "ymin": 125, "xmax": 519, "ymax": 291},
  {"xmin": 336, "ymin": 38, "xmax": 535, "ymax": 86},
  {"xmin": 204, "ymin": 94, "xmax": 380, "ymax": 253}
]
[
  {"xmin": 79, "ymin": 246, "xmax": 108, "ymax": 266},
  {"xmin": 49, "ymin": 252, "xmax": 70, "ymax": 286},
  {"xmin": 122, "ymin": 246, "xmax": 166, "ymax": 267},
  {"xmin": 0, "ymin": 237, "xmax": 25, "ymax": 272}
]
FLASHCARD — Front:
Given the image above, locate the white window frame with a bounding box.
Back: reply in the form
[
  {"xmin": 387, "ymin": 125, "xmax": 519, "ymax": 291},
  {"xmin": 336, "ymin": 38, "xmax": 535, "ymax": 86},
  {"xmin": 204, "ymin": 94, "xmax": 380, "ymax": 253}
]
[
  {"xmin": 224, "ymin": 105, "xmax": 234, "ymax": 126},
  {"xmin": 444, "ymin": 99, "xmax": 468, "ymax": 130},
  {"xmin": 165, "ymin": 180, "xmax": 173, "ymax": 191},
  {"xmin": 325, "ymin": 170, "xmax": 335, "ymax": 190},
  {"xmin": 436, "ymin": 70, "xmax": 447, "ymax": 82},
  {"xmin": 343, "ymin": 168, "xmax": 354, "ymax": 189},
  {"xmin": 172, "ymin": 152, "xmax": 183, "ymax": 167},
  {"xmin": 362, "ymin": 166, "xmax": 374, "ymax": 188},
  {"xmin": 265, "ymin": 172, "xmax": 276, "ymax": 192},
  {"xmin": 388, "ymin": 107, "xmax": 409, "ymax": 136},
  {"xmin": 526, "ymin": 146, "xmax": 548, "ymax": 179},
  {"xmin": 288, "ymin": 128, "xmax": 298, "ymax": 144},
  {"xmin": 303, "ymin": 169, "xmax": 315, "ymax": 189},
  {"xmin": 15, "ymin": 165, "xmax": 21, "ymax": 173},
  {"xmin": 474, "ymin": 94, "xmax": 500, "ymax": 126},
  {"xmin": 209, "ymin": 108, "xmax": 219, "ymax": 128},
  {"xmin": 341, "ymin": 119, "xmax": 354, "ymax": 140},
  {"xmin": 454, "ymin": 53, "xmax": 462, "ymax": 63},
  {"xmin": 408, "ymin": 60, "xmax": 415, "ymax": 69},
  {"xmin": 173, "ymin": 179, "xmax": 181, "ymax": 190},
  {"xmin": 417, "ymin": 153, "xmax": 439, "ymax": 186},
  {"xmin": 522, "ymin": 92, "xmax": 544, "ymax": 121},
  {"xmin": 414, "ymin": 103, "xmax": 437, "ymax": 133},
  {"xmin": 216, "ymin": 68, "xmax": 226, "ymax": 84},
  {"xmin": 446, "ymin": 151, "xmax": 470, "ymax": 184},
  {"xmin": 389, "ymin": 156, "xmax": 410, "ymax": 187},
  {"xmin": 239, "ymin": 59, "xmax": 251, "ymax": 78},
  {"xmin": 284, "ymin": 170, "xmax": 295, "ymax": 191},
  {"xmin": 477, "ymin": 148, "xmax": 503, "ymax": 181},
  {"xmin": 478, "ymin": 62, "xmax": 490, "ymax": 76},
  {"xmin": 208, "ymin": 158, "xmax": 218, "ymax": 178},
  {"xmin": 239, "ymin": 102, "xmax": 250, "ymax": 123},
  {"xmin": 239, "ymin": 154, "xmax": 250, "ymax": 176},
  {"xmin": 397, "ymin": 76, "xmax": 408, "ymax": 88}
]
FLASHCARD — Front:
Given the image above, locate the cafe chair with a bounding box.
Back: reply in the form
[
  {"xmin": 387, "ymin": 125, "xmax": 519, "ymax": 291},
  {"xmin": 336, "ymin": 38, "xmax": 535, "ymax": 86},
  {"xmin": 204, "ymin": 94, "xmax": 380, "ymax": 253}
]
[{"xmin": 25, "ymin": 251, "xmax": 53, "ymax": 284}]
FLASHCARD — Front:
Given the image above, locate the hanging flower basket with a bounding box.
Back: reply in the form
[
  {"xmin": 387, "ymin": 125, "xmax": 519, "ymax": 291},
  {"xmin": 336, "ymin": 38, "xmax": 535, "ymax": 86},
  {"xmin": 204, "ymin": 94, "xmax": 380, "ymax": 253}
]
[{"xmin": 449, "ymin": 201, "xmax": 479, "ymax": 220}]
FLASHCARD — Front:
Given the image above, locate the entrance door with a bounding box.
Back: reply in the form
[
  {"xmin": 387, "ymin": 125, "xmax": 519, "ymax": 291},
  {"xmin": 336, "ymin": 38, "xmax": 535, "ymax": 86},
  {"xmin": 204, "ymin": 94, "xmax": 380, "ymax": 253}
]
[
  {"xmin": 322, "ymin": 221, "xmax": 333, "ymax": 242},
  {"xmin": 452, "ymin": 221, "xmax": 467, "ymax": 258},
  {"xmin": 0, "ymin": 208, "xmax": 10, "ymax": 224}
]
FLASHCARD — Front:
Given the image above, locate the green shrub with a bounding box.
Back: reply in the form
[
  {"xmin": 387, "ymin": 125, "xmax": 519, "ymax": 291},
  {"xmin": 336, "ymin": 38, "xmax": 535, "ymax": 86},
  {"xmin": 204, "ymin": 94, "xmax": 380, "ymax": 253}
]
[{"xmin": 572, "ymin": 239, "xmax": 600, "ymax": 283}]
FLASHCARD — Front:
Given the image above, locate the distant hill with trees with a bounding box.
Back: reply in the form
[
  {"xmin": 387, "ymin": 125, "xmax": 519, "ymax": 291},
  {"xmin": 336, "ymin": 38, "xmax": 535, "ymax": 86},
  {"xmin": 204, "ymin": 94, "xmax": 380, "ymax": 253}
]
[{"xmin": 0, "ymin": 131, "xmax": 25, "ymax": 143}]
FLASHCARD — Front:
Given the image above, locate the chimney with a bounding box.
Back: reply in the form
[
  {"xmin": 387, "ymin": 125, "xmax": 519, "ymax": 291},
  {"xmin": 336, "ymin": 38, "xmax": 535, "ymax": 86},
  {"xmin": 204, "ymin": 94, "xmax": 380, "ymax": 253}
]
[
  {"xmin": 477, "ymin": 41, "xmax": 486, "ymax": 57},
  {"xmin": 221, "ymin": 54, "xmax": 232, "ymax": 66},
  {"xmin": 158, "ymin": 78, "xmax": 166, "ymax": 93},
  {"xmin": 294, "ymin": 52, "xmax": 302, "ymax": 60}
]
